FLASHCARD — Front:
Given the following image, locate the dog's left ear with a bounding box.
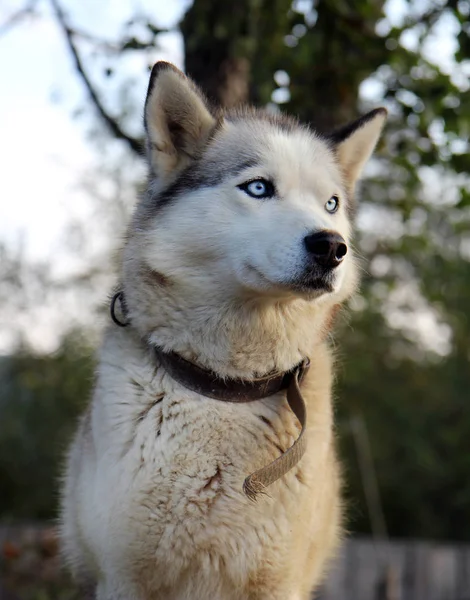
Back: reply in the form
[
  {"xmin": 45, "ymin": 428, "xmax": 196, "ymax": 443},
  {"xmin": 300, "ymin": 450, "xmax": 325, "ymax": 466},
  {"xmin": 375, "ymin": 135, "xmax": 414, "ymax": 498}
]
[
  {"xmin": 331, "ymin": 108, "xmax": 387, "ymax": 188},
  {"xmin": 144, "ymin": 62, "xmax": 216, "ymax": 179}
]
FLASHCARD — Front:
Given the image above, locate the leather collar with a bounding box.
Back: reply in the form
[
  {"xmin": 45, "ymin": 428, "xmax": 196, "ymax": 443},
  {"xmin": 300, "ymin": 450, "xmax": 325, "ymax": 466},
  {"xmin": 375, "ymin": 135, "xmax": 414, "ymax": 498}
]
[
  {"xmin": 155, "ymin": 346, "xmax": 310, "ymax": 403},
  {"xmin": 110, "ymin": 291, "xmax": 310, "ymax": 499}
]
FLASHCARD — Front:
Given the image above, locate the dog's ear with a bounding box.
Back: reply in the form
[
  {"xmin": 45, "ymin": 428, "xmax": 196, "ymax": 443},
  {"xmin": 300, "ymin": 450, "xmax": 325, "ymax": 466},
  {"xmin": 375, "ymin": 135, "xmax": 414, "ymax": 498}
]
[
  {"xmin": 144, "ymin": 62, "xmax": 216, "ymax": 179},
  {"xmin": 331, "ymin": 108, "xmax": 387, "ymax": 188}
]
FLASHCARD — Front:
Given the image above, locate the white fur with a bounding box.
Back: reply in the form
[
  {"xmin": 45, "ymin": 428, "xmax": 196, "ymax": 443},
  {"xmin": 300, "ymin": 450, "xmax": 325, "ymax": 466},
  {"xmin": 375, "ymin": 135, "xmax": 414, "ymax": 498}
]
[
  {"xmin": 60, "ymin": 63, "xmax": 386, "ymax": 599},
  {"xmin": 61, "ymin": 325, "xmax": 340, "ymax": 599}
]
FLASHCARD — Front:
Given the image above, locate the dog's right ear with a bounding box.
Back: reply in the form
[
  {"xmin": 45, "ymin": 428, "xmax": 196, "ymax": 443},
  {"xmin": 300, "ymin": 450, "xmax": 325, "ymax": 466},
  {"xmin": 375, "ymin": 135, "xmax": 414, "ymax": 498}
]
[
  {"xmin": 144, "ymin": 62, "xmax": 216, "ymax": 179},
  {"xmin": 330, "ymin": 108, "xmax": 387, "ymax": 191}
]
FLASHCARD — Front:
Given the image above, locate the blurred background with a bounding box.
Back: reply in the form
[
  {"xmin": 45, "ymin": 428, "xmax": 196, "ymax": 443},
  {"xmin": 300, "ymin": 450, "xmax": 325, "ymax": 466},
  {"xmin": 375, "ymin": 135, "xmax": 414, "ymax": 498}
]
[{"xmin": 0, "ymin": 0, "xmax": 469, "ymax": 598}]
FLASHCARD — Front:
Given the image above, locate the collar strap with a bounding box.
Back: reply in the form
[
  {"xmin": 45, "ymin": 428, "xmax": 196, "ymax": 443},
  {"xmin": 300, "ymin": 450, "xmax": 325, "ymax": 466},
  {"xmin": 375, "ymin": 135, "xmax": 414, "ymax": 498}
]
[
  {"xmin": 154, "ymin": 347, "xmax": 309, "ymax": 403},
  {"xmin": 243, "ymin": 364, "xmax": 308, "ymax": 499},
  {"xmin": 110, "ymin": 291, "xmax": 310, "ymax": 499},
  {"xmin": 155, "ymin": 347, "xmax": 310, "ymax": 500}
]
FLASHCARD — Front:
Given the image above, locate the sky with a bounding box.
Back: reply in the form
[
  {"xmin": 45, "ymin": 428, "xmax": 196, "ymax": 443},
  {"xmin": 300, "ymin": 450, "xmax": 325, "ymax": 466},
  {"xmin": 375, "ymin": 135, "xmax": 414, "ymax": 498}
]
[
  {"xmin": 0, "ymin": 0, "xmax": 190, "ymax": 352},
  {"xmin": 0, "ymin": 0, "xmax": 187, "ymax": 261},
  {"xmin": 0, "ymin": 0, "xmax": 462, "ymax": 354}
]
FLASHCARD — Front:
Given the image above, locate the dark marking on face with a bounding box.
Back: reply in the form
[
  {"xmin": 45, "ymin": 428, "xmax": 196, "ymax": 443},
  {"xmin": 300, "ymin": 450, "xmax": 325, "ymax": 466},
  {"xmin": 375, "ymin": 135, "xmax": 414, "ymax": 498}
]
[
  {"xmin": 137, "ymin": 103, "xmax": 358, "ymax": 230},
  {"xmin": 154, "ymin": 154, "xmax": 260, "ymax": 211},
  {"xmin": 141, "ymin": 266, "xmax": 171, "ymax": 288},
  {"xmin": 133, "ymin": 146, "xmax": 260, "ymax": 230},
  {"xmin": 138, "ymin": 106, "xmax": 309, "ymax": 223}
]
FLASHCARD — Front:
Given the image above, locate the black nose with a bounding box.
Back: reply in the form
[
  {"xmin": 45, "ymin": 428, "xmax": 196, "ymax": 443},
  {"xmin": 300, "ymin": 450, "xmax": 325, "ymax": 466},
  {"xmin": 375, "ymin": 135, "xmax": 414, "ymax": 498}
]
[{"xmin": 304, "ymin": 231, "xmax": 347, "ymax": 268}]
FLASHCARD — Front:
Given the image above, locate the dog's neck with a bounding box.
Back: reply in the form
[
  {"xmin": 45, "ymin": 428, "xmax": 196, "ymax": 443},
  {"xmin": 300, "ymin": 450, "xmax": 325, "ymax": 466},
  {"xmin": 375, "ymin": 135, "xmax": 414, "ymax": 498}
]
[{"xmin": 122, "ymin": 279, "xmax": 337, "ymax": 379}]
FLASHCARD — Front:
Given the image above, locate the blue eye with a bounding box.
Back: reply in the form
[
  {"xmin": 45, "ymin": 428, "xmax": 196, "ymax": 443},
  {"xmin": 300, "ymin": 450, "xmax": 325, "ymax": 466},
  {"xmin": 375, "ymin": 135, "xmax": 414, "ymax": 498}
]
[
  {"xmin": 238, "ymin": 178, "xmax": 275, "ymax": 199},
  {"xmin": 325, "ymin": 195, "xmax": 339, "ymax": 213}
]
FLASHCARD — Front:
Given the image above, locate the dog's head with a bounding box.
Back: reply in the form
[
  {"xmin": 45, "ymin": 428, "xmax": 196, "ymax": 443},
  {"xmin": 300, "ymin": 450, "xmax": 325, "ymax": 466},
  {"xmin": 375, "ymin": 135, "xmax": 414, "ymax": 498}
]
[{"xmin": 124, "ymin": 62, "xmax": 386, "ymax": 319}]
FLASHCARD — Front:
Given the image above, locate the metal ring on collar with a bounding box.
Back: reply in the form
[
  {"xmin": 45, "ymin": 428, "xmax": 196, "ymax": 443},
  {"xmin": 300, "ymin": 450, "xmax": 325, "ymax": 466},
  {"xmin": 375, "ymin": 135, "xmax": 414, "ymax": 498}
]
[{"xmin": 110, "ymin": 291, "xmax": 130, "ymax": 327}]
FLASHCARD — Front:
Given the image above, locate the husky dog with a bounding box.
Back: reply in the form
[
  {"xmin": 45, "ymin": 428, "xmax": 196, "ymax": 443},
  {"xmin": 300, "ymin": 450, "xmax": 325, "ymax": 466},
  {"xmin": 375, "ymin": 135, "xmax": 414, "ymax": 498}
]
[{"xmin": 60, "ymin": 62, "xmax": 386, "ymax": 600}]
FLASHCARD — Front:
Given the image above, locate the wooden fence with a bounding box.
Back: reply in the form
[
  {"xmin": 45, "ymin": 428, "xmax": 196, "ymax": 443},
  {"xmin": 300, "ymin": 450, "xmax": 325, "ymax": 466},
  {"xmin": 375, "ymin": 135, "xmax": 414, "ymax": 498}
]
[
  {"xmin": 318, "ymin": 537, "xmax": 470, "ymax": 600},
  {"xmin": 1, "ymin": 526, "xmax": 470, "ymax": 599}
]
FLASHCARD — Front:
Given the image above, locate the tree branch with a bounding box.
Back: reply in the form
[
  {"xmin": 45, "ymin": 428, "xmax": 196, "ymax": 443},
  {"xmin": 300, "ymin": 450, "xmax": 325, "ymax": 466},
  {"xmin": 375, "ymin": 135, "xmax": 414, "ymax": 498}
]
[
  {"xmin": 0, "ymin": 0, "xmax": 39, "ymax": 36},
  {"xmin": 49, "ymin": 0, "xmax": 143, "ymax": 156}
]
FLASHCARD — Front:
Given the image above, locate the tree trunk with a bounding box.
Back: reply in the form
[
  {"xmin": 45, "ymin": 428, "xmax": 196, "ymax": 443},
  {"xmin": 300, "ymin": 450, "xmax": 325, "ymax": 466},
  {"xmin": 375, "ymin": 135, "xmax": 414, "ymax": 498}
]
[{"xmin": 181, "ymin": 0, "xmax": 386, "ymax": 131}]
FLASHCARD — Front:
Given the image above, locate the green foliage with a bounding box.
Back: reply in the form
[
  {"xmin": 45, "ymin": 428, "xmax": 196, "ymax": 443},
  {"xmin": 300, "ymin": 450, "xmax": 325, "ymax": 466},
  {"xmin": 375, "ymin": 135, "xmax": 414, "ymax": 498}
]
[
  {"xmin": 0, "ymin": 333, "xmax": 94, "ymax": 520},
  {"xmin": 337, "ymin": 306, "xmax": 470, "ymax": 541}
]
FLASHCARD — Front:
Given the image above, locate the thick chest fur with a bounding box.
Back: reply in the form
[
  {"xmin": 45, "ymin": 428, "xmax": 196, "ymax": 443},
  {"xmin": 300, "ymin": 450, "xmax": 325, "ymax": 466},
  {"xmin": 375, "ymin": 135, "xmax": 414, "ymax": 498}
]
[
  {"xmin": 63, "ymin": 329, "xmax": 340, "ymax": 599},
  {"xmin": 91, "ymin": 380, "xmax": 303, "ymax": 556}
]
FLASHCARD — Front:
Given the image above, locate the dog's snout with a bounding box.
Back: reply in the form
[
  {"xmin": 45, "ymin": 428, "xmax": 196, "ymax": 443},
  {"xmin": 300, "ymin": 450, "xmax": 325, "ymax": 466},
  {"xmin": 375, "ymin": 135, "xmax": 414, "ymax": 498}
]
[{"xmin": 304, "ymin": 231, "xmax": 347, "ymax": 268}]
